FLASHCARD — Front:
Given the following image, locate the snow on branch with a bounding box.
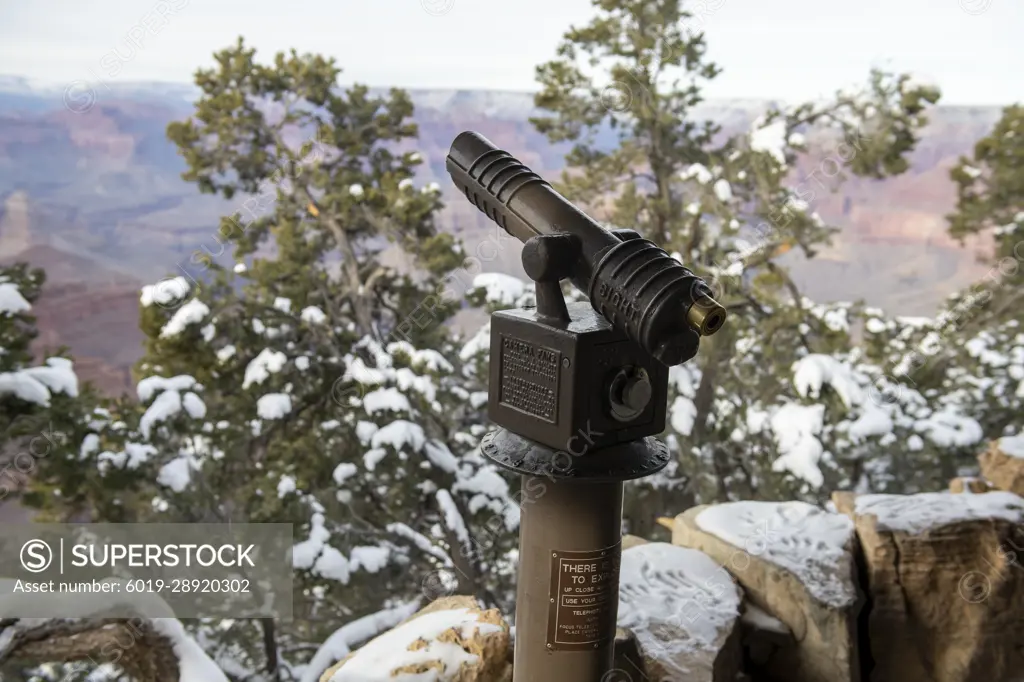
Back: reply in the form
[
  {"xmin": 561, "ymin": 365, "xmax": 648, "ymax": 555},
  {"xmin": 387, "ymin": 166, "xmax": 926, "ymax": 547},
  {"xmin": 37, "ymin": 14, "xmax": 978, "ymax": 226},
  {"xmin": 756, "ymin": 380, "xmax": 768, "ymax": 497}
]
[
  {"xmin": 300, "ymin": 600, "xmax": 421, "ymax": 682},
  {"xmin": 0, "ymin": 358, "xmax": 79, "ymax": 407}
]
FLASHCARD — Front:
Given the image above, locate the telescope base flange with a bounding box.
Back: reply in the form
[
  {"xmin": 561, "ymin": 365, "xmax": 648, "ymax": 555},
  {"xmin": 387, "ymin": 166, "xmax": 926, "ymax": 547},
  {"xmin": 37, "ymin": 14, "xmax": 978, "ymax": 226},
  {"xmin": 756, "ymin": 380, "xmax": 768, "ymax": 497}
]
[{"xmin": 480, "ymin": 427, "xmax": 669, "ymax": 482}]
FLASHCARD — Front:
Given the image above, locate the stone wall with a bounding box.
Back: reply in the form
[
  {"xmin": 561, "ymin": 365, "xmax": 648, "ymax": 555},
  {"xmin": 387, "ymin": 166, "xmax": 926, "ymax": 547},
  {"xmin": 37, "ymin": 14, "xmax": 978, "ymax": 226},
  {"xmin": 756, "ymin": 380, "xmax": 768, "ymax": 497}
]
[{"xmin": 320, "ymin": 437, "xmax": 1024, "ymax": 682}]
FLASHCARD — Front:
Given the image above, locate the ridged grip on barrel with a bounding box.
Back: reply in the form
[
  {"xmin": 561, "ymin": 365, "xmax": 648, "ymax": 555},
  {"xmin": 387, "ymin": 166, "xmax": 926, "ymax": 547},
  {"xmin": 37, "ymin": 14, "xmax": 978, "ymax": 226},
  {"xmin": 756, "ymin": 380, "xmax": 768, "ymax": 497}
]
[
  {"xmin": 446, "ymin": 131, "xmax": 620, "ymax": 288},
  {"xmin": 590, "ymin": 237, "xmax": 705, "ymax": 366}
]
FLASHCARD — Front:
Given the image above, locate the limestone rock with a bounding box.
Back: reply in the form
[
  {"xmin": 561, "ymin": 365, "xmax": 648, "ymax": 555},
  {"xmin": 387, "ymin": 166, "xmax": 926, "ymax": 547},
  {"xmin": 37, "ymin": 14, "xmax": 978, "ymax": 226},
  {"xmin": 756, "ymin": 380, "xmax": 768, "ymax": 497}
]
[
  {"xmin": 622, "ymin": 534, "xmax": 650, "ymax": 550},
  {"xmin": 978, "ymin": 435, "xmax": 1024, "ymax": 495},
  {"xmin": 672, "ymin": 501, "xmax": 861, "ymax": 682},
  {"xmin": 616, "ymin": 542, "xmax": 743, "ymax": 681},
  {"xmin": 950, "ymin": 476, "xmax": 996, "ymax": 494},
  {"xmin": 739, "ymin": 603, "xmax": 794, "ymax": 670},
  {"xmin": 834, "ymin": 489, "xmax": 1024, "ymax": 682},
  {"xmin": 320, "ymin": 595, "xmax": 511, "ymax": 682},
  {"xmin": 609, "ymin": 628, "xmax": 647, "ymax": 681}
]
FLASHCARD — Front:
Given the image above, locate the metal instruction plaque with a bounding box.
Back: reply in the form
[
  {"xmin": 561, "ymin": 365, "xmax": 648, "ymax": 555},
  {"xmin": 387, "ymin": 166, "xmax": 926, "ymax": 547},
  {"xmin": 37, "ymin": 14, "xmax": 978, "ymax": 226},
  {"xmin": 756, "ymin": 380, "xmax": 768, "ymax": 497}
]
[
  {"xmin": 546, "ymin": 542, "xmax": 620, "ymax": 650},
  {"xmin": 498, "ymin": 335, "xmax": 560, "ymax": 423}
]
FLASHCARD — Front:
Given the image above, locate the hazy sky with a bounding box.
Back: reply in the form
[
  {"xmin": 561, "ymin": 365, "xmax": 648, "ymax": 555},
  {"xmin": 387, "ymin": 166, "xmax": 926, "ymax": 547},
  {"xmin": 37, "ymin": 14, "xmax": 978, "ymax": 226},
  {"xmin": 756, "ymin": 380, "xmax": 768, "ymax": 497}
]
[{"xmin": 1, "ymin": 0, "xmax": 1020, "ymax": 105}]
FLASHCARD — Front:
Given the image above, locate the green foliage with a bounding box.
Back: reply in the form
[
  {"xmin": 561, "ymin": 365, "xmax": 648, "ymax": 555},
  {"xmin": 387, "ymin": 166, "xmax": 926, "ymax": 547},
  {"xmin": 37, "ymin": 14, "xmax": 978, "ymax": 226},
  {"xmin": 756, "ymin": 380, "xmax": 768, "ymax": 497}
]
[
  {"xmin": 27, "ymin": 39, "xmax": 518, "ymax": 680},
  {"xmin": 946, "ymin": 104, "xmax": 1024, "ymax": 332},
  {"xmin": 0, "ymin": 264, "xmax": 98, "ymax": 517},
  {"xmin": 530, "ymin": 0, "xmax": 946, "ymax": 527}
]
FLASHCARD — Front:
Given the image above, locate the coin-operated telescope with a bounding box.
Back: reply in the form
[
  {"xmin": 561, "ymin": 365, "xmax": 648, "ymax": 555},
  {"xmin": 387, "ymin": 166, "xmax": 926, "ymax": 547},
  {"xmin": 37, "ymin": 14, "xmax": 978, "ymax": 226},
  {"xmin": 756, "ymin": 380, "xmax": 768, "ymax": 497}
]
[{"xmin": 447, "ymin": 132, "xmax": 726, "ymax": 682}]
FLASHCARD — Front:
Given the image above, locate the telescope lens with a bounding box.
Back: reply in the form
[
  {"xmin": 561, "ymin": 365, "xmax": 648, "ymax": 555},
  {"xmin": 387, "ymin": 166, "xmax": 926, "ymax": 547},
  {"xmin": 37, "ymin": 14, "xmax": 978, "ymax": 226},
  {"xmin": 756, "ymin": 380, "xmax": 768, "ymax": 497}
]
[{"xmin": 685, "ymin": 287, "xmax": 728, "ymax": 337}]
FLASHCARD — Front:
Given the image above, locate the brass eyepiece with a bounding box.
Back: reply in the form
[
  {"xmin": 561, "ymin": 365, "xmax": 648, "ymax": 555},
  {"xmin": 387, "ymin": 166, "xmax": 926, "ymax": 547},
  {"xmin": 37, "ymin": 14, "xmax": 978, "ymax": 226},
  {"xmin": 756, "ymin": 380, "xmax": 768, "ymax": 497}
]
[{"xmin": 687, "ymin": 295, "xmax": 727, "ymax": 336}]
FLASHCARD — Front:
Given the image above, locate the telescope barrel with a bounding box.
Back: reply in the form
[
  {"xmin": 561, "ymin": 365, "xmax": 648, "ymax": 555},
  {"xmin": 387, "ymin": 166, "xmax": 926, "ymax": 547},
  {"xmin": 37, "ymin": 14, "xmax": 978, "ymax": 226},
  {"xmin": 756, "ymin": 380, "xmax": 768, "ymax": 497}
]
[{"xmin": 446, "ymin": 131, "xmax": 726, "ymax": 366}]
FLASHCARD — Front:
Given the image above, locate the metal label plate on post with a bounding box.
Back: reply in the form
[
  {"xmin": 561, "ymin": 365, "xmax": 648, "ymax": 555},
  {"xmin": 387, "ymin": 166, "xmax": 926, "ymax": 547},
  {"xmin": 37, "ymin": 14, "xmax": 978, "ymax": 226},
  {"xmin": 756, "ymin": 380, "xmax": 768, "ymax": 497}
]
[
  {"xmin": 498, "ymin": 334, "xmax": 560, "ymax": 424},
  {"xmin": 546, "ymin": 542, "xmax": 620, "ymax": 651}
]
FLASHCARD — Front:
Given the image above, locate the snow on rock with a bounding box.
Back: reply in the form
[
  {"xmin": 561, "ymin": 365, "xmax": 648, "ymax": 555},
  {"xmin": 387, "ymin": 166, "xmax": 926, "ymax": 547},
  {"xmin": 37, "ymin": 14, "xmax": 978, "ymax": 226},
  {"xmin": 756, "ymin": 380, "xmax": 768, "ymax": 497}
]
[
  {"xmin": 257, "ymin": 393, "xmax": 293, "ymax": 420},
  {"xmin": 998, "ymin": 436, "xmax": 1024, "ymax": 458},
  {"xmin": 853, "ymin": 491, "xmax": 1024, "ymax": 534},
  {"xmin": 301, "ymin": 602, "xmax": 421, "ymax": 682},
  {"xmin": 0, "ymin": 282, "xmax": 31, "ymax": 315},
  {"xmin": 323, "ymin": 606, "xmax": 504, "ymax": 682},
  {"xmin": 750, "ymin": 118, "xmax": 788, "ymax": 166},
  {"xmin": 741, "ymin": 603, "xmax": 791, "ymax": 636},
  {"xmin": 0, "ymin": 590, "xmax": 228, "ymax": 681},
  {"xmin": 618, "ymin": 543, "xmax": 742, "ymax": 677},
  {"xmin": 472, "ymin": 273, "xmax": 526, "ymax": 306},
  {"xmin": 243, "ymin": 348, "xmax": 288, "ymax": 389},
  {"xmin": 160, "ymin": 298, "xmax": 211, "ymax": 338},
  {"xmin": 695, "ymin": 501, "xmax": 857, "ymax": 607}
]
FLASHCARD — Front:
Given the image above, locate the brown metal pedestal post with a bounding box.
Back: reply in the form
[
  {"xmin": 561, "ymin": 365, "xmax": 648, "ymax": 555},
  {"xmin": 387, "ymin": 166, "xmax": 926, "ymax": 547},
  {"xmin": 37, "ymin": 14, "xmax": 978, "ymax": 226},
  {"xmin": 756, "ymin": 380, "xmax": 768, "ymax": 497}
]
[
  {"xmin": 481, "ymin": 429, "xmax": 668, "ymax": 682},
  {"xmin": 513, "ymin": 476, "xmax": 623, "ymax": 682}
]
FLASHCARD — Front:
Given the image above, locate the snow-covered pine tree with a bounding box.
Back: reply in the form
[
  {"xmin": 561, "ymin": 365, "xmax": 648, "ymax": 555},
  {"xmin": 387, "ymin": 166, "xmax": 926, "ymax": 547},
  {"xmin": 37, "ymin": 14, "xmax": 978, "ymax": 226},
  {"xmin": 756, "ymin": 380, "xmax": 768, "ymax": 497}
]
[
  {"xmin": 25, "ymin": 40, "xmax": 519, "ymax": 681},
  {"xmin": 0, "ymin": 263, "xmax": 91, "ymax": 505},
  {"xmin": 0, "ymin": 262, "xmax": 114, "ymax": 682},
  {"xmin": 527, "ymin": 0, "xmax": 957, "ymax": 530},
  {"xmin": 853, "ymin": 104, "xmax": 1024, "ymax": 460}
]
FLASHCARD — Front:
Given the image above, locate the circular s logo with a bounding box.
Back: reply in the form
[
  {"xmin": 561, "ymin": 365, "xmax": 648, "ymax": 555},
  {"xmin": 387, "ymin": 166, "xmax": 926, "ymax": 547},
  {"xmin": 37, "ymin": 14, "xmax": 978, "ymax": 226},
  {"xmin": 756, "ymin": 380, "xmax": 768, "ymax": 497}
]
[{"xmin": 20, "ymin": 539, "xmax": 53, "ymax": 573}]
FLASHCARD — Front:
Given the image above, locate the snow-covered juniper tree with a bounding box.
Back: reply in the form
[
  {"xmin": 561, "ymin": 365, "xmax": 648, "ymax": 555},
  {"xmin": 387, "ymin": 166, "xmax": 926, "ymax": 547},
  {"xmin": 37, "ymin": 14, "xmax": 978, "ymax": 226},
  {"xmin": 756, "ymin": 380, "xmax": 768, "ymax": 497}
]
[
  {"xmin": 853, "ymin": 104, "xmax": 1024, "ymax": 459},
  {"xmin": 0, "ymin": 263, "xmax": 91, "ymax": 503},
  {"xmin": 527, "ymin": 0, "xmax": 958, "ymax": 531},
  {"xmin": 0, "ymin": 263, "xmax": 114, "ymax": 682},
  {"xmin": 25, "ymin": 39, "xmax": 520, "ymax": 681}
]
